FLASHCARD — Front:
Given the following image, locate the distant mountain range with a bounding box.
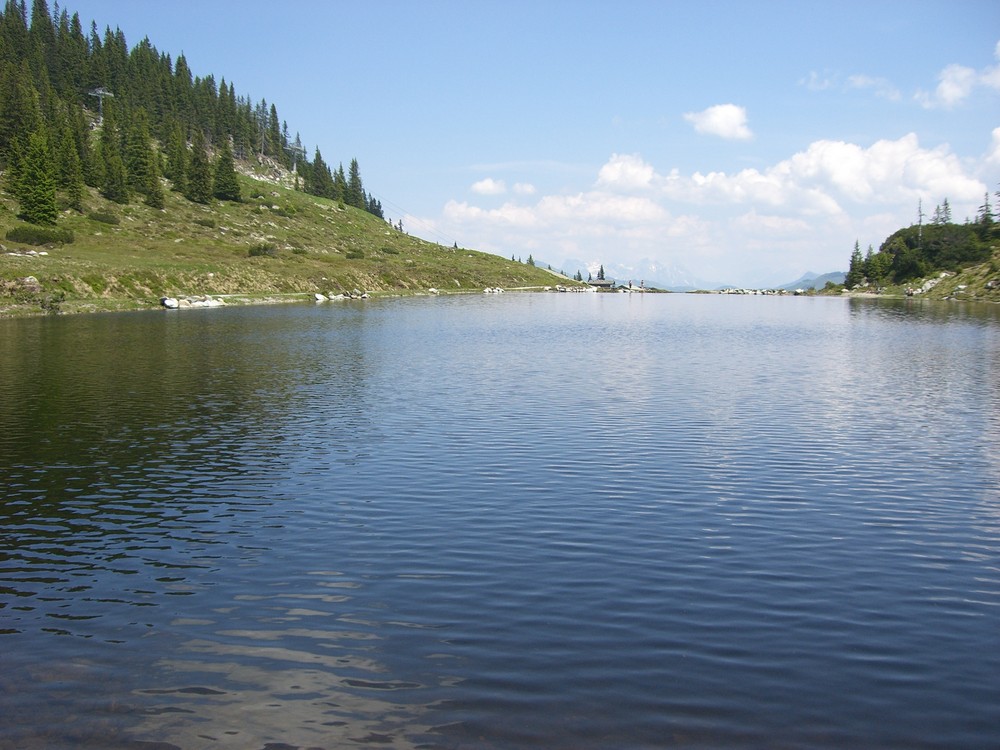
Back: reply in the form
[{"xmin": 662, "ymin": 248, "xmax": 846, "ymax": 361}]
[
  {"xmin": 773, "ymin": 271, "xmax": 846, "ymax": 291},
  {"xmin": 553, "ymin": 258, "xmax": 846, "ymax": 292}
]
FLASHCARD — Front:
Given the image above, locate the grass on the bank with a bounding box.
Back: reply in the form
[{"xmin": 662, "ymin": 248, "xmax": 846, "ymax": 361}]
[{"xmin": 1, "ymin": 174, "xmax": 581, "ymax": 316}]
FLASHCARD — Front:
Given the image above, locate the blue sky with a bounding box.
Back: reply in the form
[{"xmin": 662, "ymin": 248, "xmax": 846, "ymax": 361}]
[{"xmin": 67, "ymin": 0, "xmax": 1000, "ymax": 285}]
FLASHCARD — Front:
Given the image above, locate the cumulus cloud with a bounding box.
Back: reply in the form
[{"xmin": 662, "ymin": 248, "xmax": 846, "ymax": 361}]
[
  {"xmin": 683, "ymin": 104, "xmax": 753, "ymax": 140},
  {"xmin": 431, "ymin": 134, "xmax": 988, "ymax": 287},
  {"xmin": 513, "ymin": 182, "xmax": 536, "ymax": 195},
  {"xmin": 470, "ymin": 177, "xmax": 506, "ymax": 195},
  {"xmin": 916, "ymin": 41, "xmax": 1000, "ymax": 108},
  {"xmin": 596, "ymin": 153, "xmax": 655, "ymax": 189}
]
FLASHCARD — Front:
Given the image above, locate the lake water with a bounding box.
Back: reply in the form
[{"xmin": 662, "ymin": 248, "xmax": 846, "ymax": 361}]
[{"xmin": 1, "ymin": 293, "xmax": 998, "ymax": 749}]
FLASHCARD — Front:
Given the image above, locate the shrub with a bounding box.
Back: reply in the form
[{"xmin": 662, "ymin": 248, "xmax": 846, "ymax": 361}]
[
  {"xmin": 194, "ymin": 217, "xmax": 216, "ymax": 228},
  {"xmin": 345, "ymin": 250, "xmax": 365, "ymax": 260},
  {"xmin": 6, "ymin": 224, "xmax": 75, "ymax": 245},
  {"xmin": 291, "ymin": 247, "xmax": 307, "ymax": 255},
  {"xmin": 87, "ymin": 211, "xmax": 120, "ymax": 225},
  {"xmin": 248, "ymin": 242, "xmax": 279, "ymax": 257}
]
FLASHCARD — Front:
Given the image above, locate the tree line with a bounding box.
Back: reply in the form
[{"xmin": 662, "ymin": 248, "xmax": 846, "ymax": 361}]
[
  {"xmin": 845, "ymin": 193, "xmax": 999, "ymax": 288},
  {"xmin": 0, "ymin": 0, "xmax": 384, "ymax": 225}
]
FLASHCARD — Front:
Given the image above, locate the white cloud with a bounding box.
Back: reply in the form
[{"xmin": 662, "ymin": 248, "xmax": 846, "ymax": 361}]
[
  {"xmin": 683, "ymin": 104, "xmax": 753, "ymax": 140},
  {"xmin": 596, "ymin": 153, "xmax": 655, "ymax": 189},
  {"xmin": 984, "ymin": 127, "xmax": 1000, "ymax": 170},
  {"xmin": 846, "ymin": 74, "xmax": 901, "ymax": 101},
  {"xmin": 916, "ymin": 41, "xmax": 1000, "ymax": 108},
  {"xmin": 470, "ymin": 177, "xmax": 506, "ymax": 195},
  {"xmin": 429, "ymin": 134, "xmax": 989, "ymax": 287},
  {"xmin": 513, "ymin": 182, "xmax": 536, "ymax": 195}
]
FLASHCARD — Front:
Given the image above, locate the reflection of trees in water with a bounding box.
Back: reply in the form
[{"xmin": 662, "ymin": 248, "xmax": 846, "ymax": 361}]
[{"xmin": 0, "ymin": 305, "xmax": 402, "ymax": 747}]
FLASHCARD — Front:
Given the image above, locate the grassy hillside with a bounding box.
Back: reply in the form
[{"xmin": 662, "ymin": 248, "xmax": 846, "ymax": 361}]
[{"xmin": 0, "ymin": 170, "xmax": 582, "ymax": 316}]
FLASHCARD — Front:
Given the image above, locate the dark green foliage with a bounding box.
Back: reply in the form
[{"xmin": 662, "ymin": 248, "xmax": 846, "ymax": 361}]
[
  {"xmin": 1, "ymin": 1, "xmax": 380, "ymax": 218},
  {"xmin": 345, "ymin": 250, "xmax": 365, "ymax": 259},
  {"xmin": 248, "ymin": 241, "xmax": 278, "ymax": 257},
  {"xmin": 15, "ymin": 128, "xmax": 57, "ymax": 225},
  {"xmin": 164, "ymin": 120, "xmax": 187, "ymax": 193},
  {"xmin": 55, "ymin": 117, "xmax": 84, "ymax": 211},
  {"xmin": 845, "ymin": 241, "xmax": 865, "ymax": 288},
  {"xmin": 597, "ymin": 264, "xmax": 605, "ymax": 280},
  {"xmin": 306, "ymin": 147, "xmax": 333, "ymax": 198},
  {"xmin": 6, "ymin": 222, "xmax": 73, "ymax": 244},
  {"xmin": 212, "ymin": 138, "xmax": 241, "ymax": 201},
  {"xmin": 875, "ymin": 223, "xmax": 993, "ymax": 283},
  {"xmin": 98, "ymin": 101, "xmax": 129, "ymax": 203},
  {"xmin": 185, "ymin": 128, "xmax": 212, "ymax": 203},
  {"xmin": 125, "ymin": 108, "xmax": 155, "ymax": 194},
  {"xmin": 346, "ymin": 157, "xmax": 364, "ymax": 208},
  {"xmin": 366, "ymin": 192, "xmax": 383, "ymax": 218}
]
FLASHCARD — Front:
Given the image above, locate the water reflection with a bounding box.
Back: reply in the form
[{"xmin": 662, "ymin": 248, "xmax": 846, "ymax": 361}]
[{"xmin": 2, "ymin": 296, "xmax": 999, "ymax": 749}]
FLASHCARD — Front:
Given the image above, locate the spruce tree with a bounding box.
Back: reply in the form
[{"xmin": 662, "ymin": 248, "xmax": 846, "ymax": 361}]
[
  {"xmin": 212, "ymin": 138, "xmax": 241, "ymax": 202},
  {"xmin": 56, "ymin": 117, "xmax": 84, "ymax": 211},
  {"xmin": 846, "ymin": 241, "xmax": 865, "ymax": 288},
  {"xmin": 185, "ymin": 128, "xmax": 212, "ymax": 203},
  {"xmin": 347, "ymin": 158, "xmax": 364, "ymax": 208},
  {"xmin": 98, "ymin": 111, "xmax": 128, "ymax": 203},
  {"xmin": 16, "ymin": 127, "xmax": 57, "ymax": 225},
  {"xmin": 333, "ymin": 163, "xmax": 346, "ymax": 203},
  {"xmin": 307, "ymin": 146, "xmax": 333, "ymax": 198},
  {"xmin": 144, "ymin": 140, "xmax": 164, "ymax": 209},
  {"xmin": 164, "ymin": 120, "xmax": 187, "ymax": 193},
  {"xmin": 125, "ymin": 108, "xmax": 155, "ymax": 197}
]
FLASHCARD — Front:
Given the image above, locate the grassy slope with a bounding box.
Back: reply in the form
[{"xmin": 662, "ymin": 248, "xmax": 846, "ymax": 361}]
[
  {"xmin": 0, "ymin": 170, "xmax": 581, "ymax": 316},
  {"xmin": 827, "ymin": 248, "xmax": 1000, "ymax": 303}
]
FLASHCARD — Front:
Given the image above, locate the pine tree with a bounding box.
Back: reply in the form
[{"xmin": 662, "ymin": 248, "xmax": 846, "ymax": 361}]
[
  {"xmin": 55, "ymin": 116, "xmax": 84, "ymax": 211},
  {"xmin": 598, "ymin": 265, "xmax": 605, "ymax": 280},
  {"xmin": 346, "ymin": 157, "xmax": 364, "ymax": 208},
  {"xmin": 164, "ymin": 120, "xmax": 187, "ymax": 193},
  {"xmin": 307, "ymin": 146, "xmax": 333, "ymax": 198},
  {"xmin": 977, "ymin": 192, "xmax": 993, "ymax": 226},
  {"xmin": 98, "ymin": 101, "xmax": 128, "ymax": 203},
  {"xmin": 212, "ymin": 138, "xmax": 241, "ymax": 202},
  {"xmin": 185, "ymin": 128, "xmax": 211, "ymax": 203},
  {"xmin": 16, "ymin": 127, "xmax": 57, "ymax": 225},
  {"xmin": 0, "ymin": 58, "xmax": 41, "ymax": 162},
  {"xmin": 144, "ymin": 139, "xmax": 164, "ymax": 209},
  {"xmin": 125, "ymin": 108, "xmax": 155, "ymax": 196},
  {"xmin": 333, "ymin": 163, "xmax": 346, "ymax": 203},
  {"xmin": 846, "ymin": 240, "xmax": 865, "ymax": 288}
]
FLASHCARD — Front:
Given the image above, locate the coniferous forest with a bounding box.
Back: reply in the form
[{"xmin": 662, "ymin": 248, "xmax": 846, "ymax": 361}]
[{"xmin": 0, "ymin": 0, "xmax": 384, "ymax": 228}]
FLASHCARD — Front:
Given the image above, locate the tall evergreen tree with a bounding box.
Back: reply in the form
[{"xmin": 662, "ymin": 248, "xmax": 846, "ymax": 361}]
[
  {"xmin": 846, "ymin": 241, "xmax": 865, "ymax": 287},
  {"xmin": 346, "ymin": 157, "xmax": 364, "ymax": 208},
  {"xmin": 98, "ymin": 100, "xmax": 128, "ymax": 203},
  {"xmin": 144, "ymin": 144, "xmax": 164, "ymax": 209},
  {"xmin": 125, "ymin": 107, "xmax": 155, "ymax": 196},
  {"xmin": 0, "ymin": 58, "xmax": 41, "ymax": 162},
  {"xmin": 307, "ymin": 146, "xmax": 333, "ymax": 198},
  {"xmin": 212, "ymin": 137, "xmax": 241, "ymax": 202},
  {"xmin": 15, "ymin": 127, "xmax": 57, "ymax": 224},
  {"xmin": 184, "ymin": 128, "xmax": 211, "ymax": 203},
  {"xmin": 163, "ymin": 119, "xmax": 187, "ymax": 192},
  {"xmin": 55, "ymin": 115, "xmax": 84, "ymax": 211},
  {"xmin": 333, "ymin": 162, "xmax": 346, "ymax": 202}
]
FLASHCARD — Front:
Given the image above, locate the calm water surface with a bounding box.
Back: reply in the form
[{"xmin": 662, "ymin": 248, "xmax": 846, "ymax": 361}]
[{"xmin": 1, "ymin": 293, "xmax": 998, "ymax": 749}]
